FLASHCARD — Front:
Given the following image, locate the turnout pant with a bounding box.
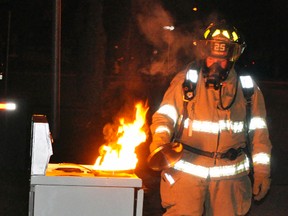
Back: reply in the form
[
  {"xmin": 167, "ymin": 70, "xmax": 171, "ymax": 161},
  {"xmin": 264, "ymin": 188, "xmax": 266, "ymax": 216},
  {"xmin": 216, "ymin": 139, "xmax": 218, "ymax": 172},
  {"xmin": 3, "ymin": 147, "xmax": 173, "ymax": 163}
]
[{"xmin": 160, "ymin": 168, "xmax": 252, "ymax": 216}]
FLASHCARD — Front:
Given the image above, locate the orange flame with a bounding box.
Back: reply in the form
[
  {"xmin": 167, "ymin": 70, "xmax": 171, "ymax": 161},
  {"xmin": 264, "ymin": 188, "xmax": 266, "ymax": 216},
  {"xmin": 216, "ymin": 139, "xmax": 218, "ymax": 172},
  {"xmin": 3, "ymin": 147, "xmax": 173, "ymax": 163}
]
[{"xmin": 93, "ymin": 102, "xmax": 149, "ymax": 171}]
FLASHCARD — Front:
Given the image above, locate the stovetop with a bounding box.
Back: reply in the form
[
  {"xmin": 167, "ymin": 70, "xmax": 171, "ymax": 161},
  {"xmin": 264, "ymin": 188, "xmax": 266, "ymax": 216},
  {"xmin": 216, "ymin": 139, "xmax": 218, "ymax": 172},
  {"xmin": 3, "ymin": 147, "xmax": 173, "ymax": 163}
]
[{"xmin": 30, "ymin": 163, "xmax": 142, "ymax": 188}]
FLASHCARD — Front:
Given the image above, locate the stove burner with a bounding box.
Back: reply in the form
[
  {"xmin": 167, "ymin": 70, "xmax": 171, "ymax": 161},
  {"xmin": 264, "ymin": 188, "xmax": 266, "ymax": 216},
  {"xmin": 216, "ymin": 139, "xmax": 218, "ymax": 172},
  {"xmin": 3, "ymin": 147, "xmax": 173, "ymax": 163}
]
[
  {"xmin": 55, "ymin": 167, "xmax": 84, "ymax": 173},
  {"xmin": 47, "ymin": 163, "xmax": 135, "ymax": 177}
]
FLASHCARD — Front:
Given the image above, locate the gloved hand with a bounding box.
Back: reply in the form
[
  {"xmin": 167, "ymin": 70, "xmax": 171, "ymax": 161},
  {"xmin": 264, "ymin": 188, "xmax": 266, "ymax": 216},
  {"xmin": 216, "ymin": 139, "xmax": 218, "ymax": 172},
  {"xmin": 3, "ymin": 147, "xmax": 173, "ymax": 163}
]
[
  {"xmin": 253, "ymin": 174, "xmax": 271, "ymax": 201},
  {"xmin": 148, "ymin": 142, "xmax": 183, "ymax": 171}
]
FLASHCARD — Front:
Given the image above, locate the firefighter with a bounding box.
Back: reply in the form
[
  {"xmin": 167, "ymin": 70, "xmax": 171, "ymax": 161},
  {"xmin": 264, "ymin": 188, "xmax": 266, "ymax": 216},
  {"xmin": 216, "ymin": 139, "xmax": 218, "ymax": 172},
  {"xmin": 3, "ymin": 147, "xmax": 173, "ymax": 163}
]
[{"xmin": 149, "ymin": 20, "xmax": 272, "ymax": 215}]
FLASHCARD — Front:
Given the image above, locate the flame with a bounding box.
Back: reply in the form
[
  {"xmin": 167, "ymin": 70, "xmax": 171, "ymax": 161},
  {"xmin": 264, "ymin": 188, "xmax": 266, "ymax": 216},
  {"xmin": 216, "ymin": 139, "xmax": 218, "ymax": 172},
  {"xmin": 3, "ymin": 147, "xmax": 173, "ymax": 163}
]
[{"xmin": 93, "ymin": 102, "xmax": 149, "ymax": 171}]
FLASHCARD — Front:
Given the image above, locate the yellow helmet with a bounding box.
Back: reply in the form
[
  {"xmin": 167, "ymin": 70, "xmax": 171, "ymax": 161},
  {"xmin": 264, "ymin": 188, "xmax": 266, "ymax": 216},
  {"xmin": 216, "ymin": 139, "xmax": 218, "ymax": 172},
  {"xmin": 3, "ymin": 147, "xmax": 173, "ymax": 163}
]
[{"xmin": 200, "ymin": 21, "xmax": 246, "ymax": 62}]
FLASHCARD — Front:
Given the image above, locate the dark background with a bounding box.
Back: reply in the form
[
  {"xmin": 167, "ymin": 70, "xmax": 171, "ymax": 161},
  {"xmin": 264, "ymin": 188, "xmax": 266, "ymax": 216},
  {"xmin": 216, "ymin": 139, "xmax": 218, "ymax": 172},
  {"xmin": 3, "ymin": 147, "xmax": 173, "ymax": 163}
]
[{"xmin": 0, "ymin": 0, "xmax": 288, "ymax": 215}]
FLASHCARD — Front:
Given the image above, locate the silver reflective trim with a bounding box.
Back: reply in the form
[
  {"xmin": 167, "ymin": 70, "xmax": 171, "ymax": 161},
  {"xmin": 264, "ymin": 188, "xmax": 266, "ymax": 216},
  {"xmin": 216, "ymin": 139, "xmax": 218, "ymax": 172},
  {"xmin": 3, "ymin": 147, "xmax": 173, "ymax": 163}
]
[
  {"xmin": 156, "ymin": 104, "xmax": 178, "ymax": 125},
  {"xmin": 183, "ymin": 117, "xmax": 190, "ymax": 129},
  {"xmin": 209, "ymin": 156, "xmax": 250, "ymax": 178},
  {"xmin": 192, "ymin": 120, "xmax": 219, "ymax": 133},
  {"xmin": 164, "ymin": 173, "xmax": 175, "ymax": 185},
  {"xmin": 174, "ymin": 156, "xmax": 250, "ymax": 179},
  {"xmin": 249, "ymin": 117, "xmax": 267, "ymax": 130},
  {"xmin": 253, "ymin": 153, "xmax": 270, "ymax": 165},
  {"xmin": 155, "ymin": 125, "xmax": 171, "ymax": 135},
  {"xmin": 184, "ymin": 119, "xmax": 245, "ymax": 134},
  {"xmin": 240, "ymin": 75, "xmax": 253, "ymax": 88},
  {"xmin": 186, "ymin": 69, "xmax": 198, "ymax": 83}
]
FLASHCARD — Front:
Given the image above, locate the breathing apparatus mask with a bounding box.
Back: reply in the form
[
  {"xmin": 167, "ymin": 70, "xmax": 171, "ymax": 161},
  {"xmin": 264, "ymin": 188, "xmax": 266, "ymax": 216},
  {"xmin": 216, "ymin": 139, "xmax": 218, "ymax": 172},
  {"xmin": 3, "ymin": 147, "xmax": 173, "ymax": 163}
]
[
  {"xmin": 199, "ymin": 21, "xmax": 246, "ymax": 90},
  {"xmin": 202, "ymin": 58, "xmax": 233, "ymax": 90}
]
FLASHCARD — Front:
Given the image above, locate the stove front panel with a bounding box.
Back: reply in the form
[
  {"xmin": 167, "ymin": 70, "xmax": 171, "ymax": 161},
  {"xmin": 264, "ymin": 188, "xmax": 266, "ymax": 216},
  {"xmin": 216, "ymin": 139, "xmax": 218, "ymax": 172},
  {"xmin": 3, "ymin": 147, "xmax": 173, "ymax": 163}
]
[
  {"xmin": 29, "ymin": 170, "xmax": 143, "ymax": 216},
  {"xmin": 32, "ymin": 184, "xmax": 136, "ymax": 216}
]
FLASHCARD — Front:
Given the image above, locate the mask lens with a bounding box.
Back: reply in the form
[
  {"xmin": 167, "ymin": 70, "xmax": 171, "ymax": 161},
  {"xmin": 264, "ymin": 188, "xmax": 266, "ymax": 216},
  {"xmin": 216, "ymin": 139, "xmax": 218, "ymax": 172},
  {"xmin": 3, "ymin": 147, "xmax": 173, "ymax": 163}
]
[{"xmin": 206, "ymin": 57, "xmax": 228, "ymax": 69}]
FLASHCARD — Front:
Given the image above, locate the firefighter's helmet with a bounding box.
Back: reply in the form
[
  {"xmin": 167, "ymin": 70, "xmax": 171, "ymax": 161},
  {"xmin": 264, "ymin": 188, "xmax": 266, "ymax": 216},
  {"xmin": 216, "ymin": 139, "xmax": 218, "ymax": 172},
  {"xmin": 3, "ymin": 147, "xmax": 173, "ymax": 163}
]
[{"xmin": 200, "ymin": 21, "xmax": 246, "ymax": 62}]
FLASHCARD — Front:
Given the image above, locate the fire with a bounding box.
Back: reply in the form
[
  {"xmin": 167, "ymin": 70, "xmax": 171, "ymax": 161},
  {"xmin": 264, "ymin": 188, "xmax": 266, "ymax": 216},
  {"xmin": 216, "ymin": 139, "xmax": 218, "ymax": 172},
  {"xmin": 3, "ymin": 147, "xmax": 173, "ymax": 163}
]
[{"xmin": 93, "ymin": 102, "xmax": 149, "ymax": 171}]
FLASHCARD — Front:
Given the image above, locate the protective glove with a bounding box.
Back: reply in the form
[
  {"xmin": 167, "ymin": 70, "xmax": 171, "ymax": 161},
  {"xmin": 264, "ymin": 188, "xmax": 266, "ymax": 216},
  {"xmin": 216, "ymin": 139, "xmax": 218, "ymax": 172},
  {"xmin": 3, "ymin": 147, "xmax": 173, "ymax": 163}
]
[
  {"xmin": 149, "ymin": 135, "xmax": 168, "ymax": 153},
  {"xmin": 253, "ymin": 174, "xmax": 271, "ymax": 201},
  {"xmin": 148, "ymin": 142, "xmax": 183, "ymax": 171}
]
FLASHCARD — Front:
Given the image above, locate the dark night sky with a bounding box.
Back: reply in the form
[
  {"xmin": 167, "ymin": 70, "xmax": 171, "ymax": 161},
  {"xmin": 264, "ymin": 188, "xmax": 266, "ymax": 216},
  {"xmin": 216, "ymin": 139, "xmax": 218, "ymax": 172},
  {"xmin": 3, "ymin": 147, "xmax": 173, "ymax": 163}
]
[
  {"xmin": 0, "ymin": 0, "xmax": 287, "ymax": 80},
  {"xmin": 101, "ymin": 0, "xmax": 288, "ymax": 80}
]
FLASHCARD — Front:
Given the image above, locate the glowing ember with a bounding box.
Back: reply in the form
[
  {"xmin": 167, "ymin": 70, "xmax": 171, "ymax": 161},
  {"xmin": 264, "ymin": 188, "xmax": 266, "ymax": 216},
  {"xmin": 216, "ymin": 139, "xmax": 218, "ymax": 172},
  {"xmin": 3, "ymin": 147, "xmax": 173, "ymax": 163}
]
[{"xmin": 93, "ymin": 102, "xmax": 149, "ymax": 171}]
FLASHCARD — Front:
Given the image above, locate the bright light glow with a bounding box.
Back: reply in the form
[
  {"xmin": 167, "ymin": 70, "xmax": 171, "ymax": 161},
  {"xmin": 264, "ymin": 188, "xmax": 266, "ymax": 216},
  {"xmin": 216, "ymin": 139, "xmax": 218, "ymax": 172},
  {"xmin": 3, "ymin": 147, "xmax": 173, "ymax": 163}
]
[
  {"xmin": 163, "ymin": 26, "xmax": 174, "ymax": 31},
  {"xmin": 240, "ymin": 75, "xmax": 253, "ymax": 88},
  {"xmin": 93, "ymin": 102, "xmax": 149, "ymax": 171},
  {"xmin": 186, "ymin": 69, "xmax": 198, "ymax": 83},
  {"xmin": 0, "ymin": 102, "xmax": 16, "ymax": 111}
]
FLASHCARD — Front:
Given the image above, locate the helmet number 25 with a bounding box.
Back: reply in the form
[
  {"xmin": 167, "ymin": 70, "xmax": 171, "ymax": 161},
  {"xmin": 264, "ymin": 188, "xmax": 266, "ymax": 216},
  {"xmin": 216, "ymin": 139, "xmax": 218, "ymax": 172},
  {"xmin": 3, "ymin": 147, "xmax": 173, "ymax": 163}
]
[{"xmin": 213, "ymin": 42, "xmax": 226, "ymax": 52}]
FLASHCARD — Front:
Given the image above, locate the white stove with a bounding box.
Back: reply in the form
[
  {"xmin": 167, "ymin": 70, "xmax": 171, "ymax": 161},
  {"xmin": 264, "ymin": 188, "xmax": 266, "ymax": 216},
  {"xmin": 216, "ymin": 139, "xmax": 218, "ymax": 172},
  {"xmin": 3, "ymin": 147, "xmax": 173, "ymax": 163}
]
[{"xmin": 29, "ymin": 163, "xmax": 144, "ymax": 216}]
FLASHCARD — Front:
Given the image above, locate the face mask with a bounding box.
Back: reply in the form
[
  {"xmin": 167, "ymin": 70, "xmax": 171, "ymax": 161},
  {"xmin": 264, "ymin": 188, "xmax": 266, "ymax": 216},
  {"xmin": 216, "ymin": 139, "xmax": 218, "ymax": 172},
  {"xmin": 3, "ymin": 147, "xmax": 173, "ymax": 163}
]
[{"xmin": 202, "ymin": 61, "xmax": 231, "ymax": 90}]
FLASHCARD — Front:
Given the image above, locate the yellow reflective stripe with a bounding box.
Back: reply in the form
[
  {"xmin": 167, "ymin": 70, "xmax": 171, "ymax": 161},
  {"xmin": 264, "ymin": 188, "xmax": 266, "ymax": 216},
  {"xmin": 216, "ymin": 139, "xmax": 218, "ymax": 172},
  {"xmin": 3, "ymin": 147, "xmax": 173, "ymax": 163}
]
[
  {"xmin": 184, "ymin": 119, "xmax": 245, "ymax": 134},
  {"xmin": 173, "ymin": 156, "xmax": 250, "ymax": 179},
  {"xmin": 222, "ymin": 30, "xmax": 230, "ymax": 39},
  {"xmin": 155, "ymin": 125, "xmax": 171, "ymax": 135},
  {"xmin": 253, "ymin": 153, "xmax": 270, "ymax": 165},
  {"xmin": 249, "ymin": 117, "xmax": 267, "ymax": 130},
  {"xmin": 212, "ymin": 29, "xmax": 221, "ymax": 37},
  {"xmin": 156, "ymin": 104, "xmax": 178, "ymax": 125},
  {"xmin": 204, "ymin": 29, "xmax": 210, "ymax": 39},
  {"xmin": 232, "ymin": 31, "xmax": 239, "ymax": 42}
]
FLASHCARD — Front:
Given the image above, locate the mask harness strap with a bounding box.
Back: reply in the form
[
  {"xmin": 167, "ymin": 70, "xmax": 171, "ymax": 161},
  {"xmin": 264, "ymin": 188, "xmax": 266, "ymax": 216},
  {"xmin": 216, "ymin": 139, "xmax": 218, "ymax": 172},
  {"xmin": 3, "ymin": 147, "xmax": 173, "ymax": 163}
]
[
  {"xmin": 240, "ymin": 75, "xmax": 255, "ymax": 181},
  {"xmin": 174, "ymin": 101, "xmax": 188, "ymax": 141},
  {"xmin": 218, "ymin": 76, "xmax": 239, "ymax": 110}
]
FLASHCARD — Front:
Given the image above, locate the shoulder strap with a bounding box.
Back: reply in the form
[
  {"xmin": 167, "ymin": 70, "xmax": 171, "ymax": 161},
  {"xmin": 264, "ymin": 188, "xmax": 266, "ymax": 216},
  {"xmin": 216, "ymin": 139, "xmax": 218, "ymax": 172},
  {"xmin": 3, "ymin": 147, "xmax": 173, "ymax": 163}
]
[
  {"xmin": 239, "ymin": 75, "xmax": 255, "ymax": 177},
  {"xmin": 182, "ymin": 65, "xmax": 199, "ymax": 102},
  {"xmin": 239, "ymin": 75, "xmax": 254, "ymax": 125},
  {"xmin": 174, "ymin": 65, "xmax": 199, "ymax": 141}
]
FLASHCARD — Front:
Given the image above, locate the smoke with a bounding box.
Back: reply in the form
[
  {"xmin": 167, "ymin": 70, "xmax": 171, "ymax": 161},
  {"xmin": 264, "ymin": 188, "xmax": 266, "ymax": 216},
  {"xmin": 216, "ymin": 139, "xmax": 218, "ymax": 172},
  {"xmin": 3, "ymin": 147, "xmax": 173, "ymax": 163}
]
[
  {"xmin": 136, "ymin": 3, "xmax": 174, "ymax": 48},
  {"xmin": 101, "ymin": 1, "xmax": 226, "ymax": 123},
  {"xmin": 134, "ymin": 0, "xmax": 198, "ymax": 76}
]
